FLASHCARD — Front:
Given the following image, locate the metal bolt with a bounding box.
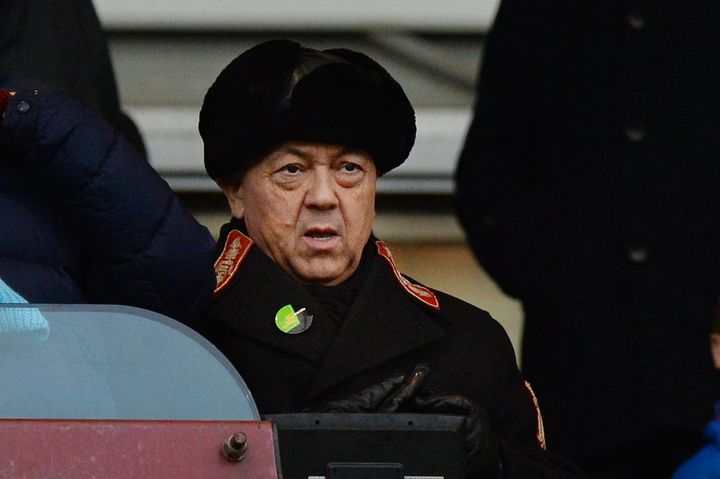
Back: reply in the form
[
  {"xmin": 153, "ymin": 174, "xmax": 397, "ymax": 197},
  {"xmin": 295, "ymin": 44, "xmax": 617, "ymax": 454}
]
[{"xmin": 221, "ymin": 432, "xmax": 248, "ymax": 462}]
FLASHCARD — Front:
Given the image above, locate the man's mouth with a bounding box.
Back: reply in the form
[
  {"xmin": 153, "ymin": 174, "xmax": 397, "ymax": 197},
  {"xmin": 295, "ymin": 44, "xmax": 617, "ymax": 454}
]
[
  {"xmin": 309, "ymin": 233, "xmax": 334, "ymax": 240},
  {"xmin": 303, "ymin": 228, "xmax": 340, "ymax": 246},
  {"xmin": 305, "ymin": 228, "xmax": 337, "ymax": 239}
]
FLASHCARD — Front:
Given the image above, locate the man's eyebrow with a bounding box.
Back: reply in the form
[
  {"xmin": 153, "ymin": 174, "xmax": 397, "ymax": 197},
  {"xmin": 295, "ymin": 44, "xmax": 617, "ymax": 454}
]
[
  {"xmin": 279, "ymin": 145, "xmax": 364, "ymax": 159},
  {"xmin": 280, "ymin": 146, "xmax": 309, "ymax": 158},
  {"xmin": 335, "ymin": 147, "xmax": 361, "ymax": 158}
]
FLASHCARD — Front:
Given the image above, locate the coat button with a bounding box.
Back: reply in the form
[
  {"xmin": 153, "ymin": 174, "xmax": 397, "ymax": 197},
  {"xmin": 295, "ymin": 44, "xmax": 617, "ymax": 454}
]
[
  {"xmin": 16, "ymin": 100, "xmax": 30, "ymax": 114},
  {"xmin": 624, "ymin": 125, "xmax": 646, "ymax": 143},
  {"xmin": 626, "ymin": 13, "xmax": 647, "ymax": 30},
  {"xmin": 627, "ymin": 247, "xmax": 649, "ymax": 263}
]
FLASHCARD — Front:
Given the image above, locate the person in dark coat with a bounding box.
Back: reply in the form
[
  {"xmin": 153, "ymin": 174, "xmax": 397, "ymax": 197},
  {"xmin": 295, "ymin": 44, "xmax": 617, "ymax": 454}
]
[
  {"xmin": 195, "ymin": 39, "xmax": 583, "ymax": 478},
  {"xmin": 0, "ymin": 80, "xmax": 216, "ymax": 323},
  {"xmin": 0, "ymin": 0, "xmax": 146, "ymax": 155},
  {"xmin": 454, "ymin": 1, "xmax": 720, "ymax": 476}
]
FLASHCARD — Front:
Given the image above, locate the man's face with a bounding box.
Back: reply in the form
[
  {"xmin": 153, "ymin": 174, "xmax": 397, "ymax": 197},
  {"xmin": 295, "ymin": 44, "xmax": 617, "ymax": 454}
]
[
  {"xmin": 222, "ymin": 142, "xmax": 378, "ymax": 285},
  {"xmin": 711, "ymin": 333, "xmax": 720, "ymax": 370}
]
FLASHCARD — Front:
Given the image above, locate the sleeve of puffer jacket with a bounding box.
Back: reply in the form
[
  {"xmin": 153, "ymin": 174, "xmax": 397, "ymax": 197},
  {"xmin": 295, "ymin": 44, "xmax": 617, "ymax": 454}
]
[{"xmin": 0, "ymin": 88, "xmax": 216, "ymax": 325}]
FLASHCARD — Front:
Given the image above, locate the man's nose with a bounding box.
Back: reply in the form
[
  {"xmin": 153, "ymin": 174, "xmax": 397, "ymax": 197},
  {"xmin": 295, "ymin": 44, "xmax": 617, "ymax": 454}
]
[{"xmin": 304, "ymin": 169, "xmax": 338, "ymax": 209}]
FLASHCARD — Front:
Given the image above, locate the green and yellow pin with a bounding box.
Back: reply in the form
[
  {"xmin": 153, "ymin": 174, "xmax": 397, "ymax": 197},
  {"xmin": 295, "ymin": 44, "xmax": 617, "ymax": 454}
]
[{"xmin": 275, "ymin": 304, "xmax": 313, "ymax": 334}]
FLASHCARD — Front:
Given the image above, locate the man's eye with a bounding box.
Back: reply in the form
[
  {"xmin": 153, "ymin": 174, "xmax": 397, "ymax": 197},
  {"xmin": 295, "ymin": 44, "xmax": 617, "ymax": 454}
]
[
  {"xmin": 341, "ymin": 163, "xmax": 360, "ymax": 173},
  {"xmin": 283, "ymin": 164, "xmax": 301, "ymax": 174}
]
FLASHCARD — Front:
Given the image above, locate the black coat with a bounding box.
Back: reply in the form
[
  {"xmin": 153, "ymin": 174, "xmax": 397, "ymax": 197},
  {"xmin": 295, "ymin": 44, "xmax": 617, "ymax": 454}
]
[
  {"xmin": 455, "ymin": 0, "xmax": 720, "ymax": 461},
  {"xmin": 200, "ymin": 221, "xmax": 583, "ymax": 478}
]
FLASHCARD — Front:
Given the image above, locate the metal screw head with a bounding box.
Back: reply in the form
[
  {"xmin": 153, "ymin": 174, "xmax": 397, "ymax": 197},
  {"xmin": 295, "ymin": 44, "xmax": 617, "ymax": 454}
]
[{"xmin": 221, "ymin": 432, "xmax": 248, "ymax": 462}]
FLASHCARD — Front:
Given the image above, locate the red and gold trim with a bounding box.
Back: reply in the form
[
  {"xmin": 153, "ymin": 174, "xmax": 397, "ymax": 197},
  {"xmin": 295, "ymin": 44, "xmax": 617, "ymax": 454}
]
[
  {"xmin": 214, "ymin": 229, "xmax": 253, "ymax": 294},
  {"xmin": 376, "ymin": 241, "xmax": 440, "ymax": 311},
  {"xmin": 523, "ymin": 380, "xmax": 547, "ymax": 450}
]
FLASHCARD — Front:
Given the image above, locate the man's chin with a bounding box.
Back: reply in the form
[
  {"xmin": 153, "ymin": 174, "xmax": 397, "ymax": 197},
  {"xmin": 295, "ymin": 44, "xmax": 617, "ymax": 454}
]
[{"xmin": 293, "ymin": 260, "xmax": 354, "ymax": 286}]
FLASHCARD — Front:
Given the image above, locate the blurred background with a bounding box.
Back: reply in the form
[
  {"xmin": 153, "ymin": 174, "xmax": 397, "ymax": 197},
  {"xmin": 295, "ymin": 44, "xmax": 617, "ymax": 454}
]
[{"xmin": 94, "ymin": 0, "xmax": 523, "ymax": 358}]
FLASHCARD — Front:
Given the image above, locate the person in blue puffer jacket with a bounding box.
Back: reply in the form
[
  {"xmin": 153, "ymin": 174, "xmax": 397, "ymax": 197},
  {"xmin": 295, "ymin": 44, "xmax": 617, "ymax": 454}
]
[
  {"xmin": 674, "ymin": 304, "xmax": 720, "ymax": 479},
  {"xmin": 673, "ymin": 407, "xmax": 720, "ymax": 479},
  {"xmin": 0, "ymin": 78, "xmax": 216, "ymax": 325}
]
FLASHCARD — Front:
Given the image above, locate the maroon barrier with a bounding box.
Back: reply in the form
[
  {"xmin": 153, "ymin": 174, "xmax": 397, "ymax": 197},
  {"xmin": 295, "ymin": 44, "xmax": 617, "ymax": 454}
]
[{"xmin": 0, "ymin": 419, "xmax": 279, "ymax": 478}]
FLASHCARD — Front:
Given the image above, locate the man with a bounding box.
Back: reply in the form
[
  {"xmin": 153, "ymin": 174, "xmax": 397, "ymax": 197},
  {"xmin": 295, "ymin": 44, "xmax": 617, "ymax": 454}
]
[
  {"xmin": 195, "ymin": 39, "xmax": 581, "ymax": 478},
  {"xmin": 455, "ymin": 0, "xmax": 720, "ymax": 476}
]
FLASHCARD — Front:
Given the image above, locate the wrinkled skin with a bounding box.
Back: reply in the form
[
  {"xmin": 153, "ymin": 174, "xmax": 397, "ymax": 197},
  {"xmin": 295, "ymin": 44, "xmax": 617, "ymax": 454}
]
[{"xmin": 222, "ymin": 142, "xmax": 377, "ymax": 285}]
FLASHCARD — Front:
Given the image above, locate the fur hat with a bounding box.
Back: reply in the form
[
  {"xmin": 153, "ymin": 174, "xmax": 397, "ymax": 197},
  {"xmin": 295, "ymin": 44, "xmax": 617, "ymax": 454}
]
[{"xmin": 199, "ymin": 39, "xmax": 416, "ymax": 181}]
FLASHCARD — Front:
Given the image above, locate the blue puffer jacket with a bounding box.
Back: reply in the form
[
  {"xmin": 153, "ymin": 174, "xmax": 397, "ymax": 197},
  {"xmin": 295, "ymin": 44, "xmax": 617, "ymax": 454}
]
[
  {"xmin": 673, "ymin": 414, "xmax": 720, "ymax": 479},
  {"xmin": 0, "ymin": 87, "xmax": 216, "ymax": 324}
]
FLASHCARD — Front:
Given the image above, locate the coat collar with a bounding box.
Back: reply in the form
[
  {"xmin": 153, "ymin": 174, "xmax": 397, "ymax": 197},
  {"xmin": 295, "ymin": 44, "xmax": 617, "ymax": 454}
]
[
  {"xmin": 207, "ymin": 221, "xmax": 446, "ymax": 398},
  {"xmin": 206, "ymin": 228, "xmax": 339, "ymax": 364},
  {"xmin": 307, "ymin": 242, "xmax": 446, "ymax": 397}
]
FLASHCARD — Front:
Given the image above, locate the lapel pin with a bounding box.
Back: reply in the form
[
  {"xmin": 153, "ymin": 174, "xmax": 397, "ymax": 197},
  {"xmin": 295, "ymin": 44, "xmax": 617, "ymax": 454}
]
[{"xmin": 275, "ymin": 304, "xmax": 313, "ymax": 334}]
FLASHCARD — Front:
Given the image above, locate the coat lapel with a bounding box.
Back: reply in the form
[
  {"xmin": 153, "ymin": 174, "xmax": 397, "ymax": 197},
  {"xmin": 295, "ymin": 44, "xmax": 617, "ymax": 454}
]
[
  {"xmin": 206, "ymin": 238, "xmax": 339, "ymax": 365},
  {"xmin": 307, "ymin": 247, "xmax": 446, "ymax": 398},
  {"xmin": 207, "ymin": 223, "xmax": 446, "ymax": 400}
]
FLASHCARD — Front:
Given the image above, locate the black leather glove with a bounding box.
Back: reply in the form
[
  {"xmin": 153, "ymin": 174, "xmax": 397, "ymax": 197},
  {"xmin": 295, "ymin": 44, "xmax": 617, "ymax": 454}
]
[
  {"xmin": 317, "ymin": 364, "xmax": 430, "ymax": 413},
  {"xmin": 378, "ymin": 363, "xmax": 429, "ymax": 412},
  {"xmin": 412, "ymin": 393, "xmax": 502, "ymax": 478},
  {"xmin": 310, "ymin": 365, "xmax": 501, "ymax": 477}
]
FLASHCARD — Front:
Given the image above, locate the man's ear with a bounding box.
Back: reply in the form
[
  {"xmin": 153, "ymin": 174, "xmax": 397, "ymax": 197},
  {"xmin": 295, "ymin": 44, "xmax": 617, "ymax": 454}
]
[
  {"xmin": 711, "ymin": 334, "xmax": 720, "ymax": 370},
  {"xmin": 220, "ymin": 182, "xmax": 245, "ymax": 219}
]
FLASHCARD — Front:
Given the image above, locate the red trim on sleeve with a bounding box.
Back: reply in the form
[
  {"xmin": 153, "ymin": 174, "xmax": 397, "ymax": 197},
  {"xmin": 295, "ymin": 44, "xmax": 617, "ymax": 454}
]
[{"xmin": 523, "ymin": 380, "xmax": 547, "ymax": 450}]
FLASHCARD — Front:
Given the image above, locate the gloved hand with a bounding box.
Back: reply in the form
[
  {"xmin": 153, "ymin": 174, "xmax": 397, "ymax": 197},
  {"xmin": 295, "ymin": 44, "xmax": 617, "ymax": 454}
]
[
  {"xmin": 309, "ymin": 365, "xmax": 501, "ymax": 477},
  {"xmin": 412, "ymin": 393, "xmax": 502, "ymax": 477},
  {"xmin": 314, "ymin": 364, "xmax": 430, "ymax": 413},
  {"xmin": 378, "ymin": 363, "xmax": 429, "ymax": 412}
]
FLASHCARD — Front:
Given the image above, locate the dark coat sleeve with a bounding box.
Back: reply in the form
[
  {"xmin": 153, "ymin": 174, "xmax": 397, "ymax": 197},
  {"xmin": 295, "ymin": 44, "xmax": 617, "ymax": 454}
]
[
  {"xmin": 0, "ymin": 88, "xmax": 216, "ymax": 324},
  {"xmin": 459, "ymin": 306, "xmax": 583, "ymax": 478},
  {"xmin": 490, "ymin": 339, "xmax": 584, "ymax": 478},
  {"xmin": 431, "ymin": 293, "xmax": 582, "ymax": 477},
  {"xmin": 455, "ymin": 0, "xmax": 562, "ymax": 299}
]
